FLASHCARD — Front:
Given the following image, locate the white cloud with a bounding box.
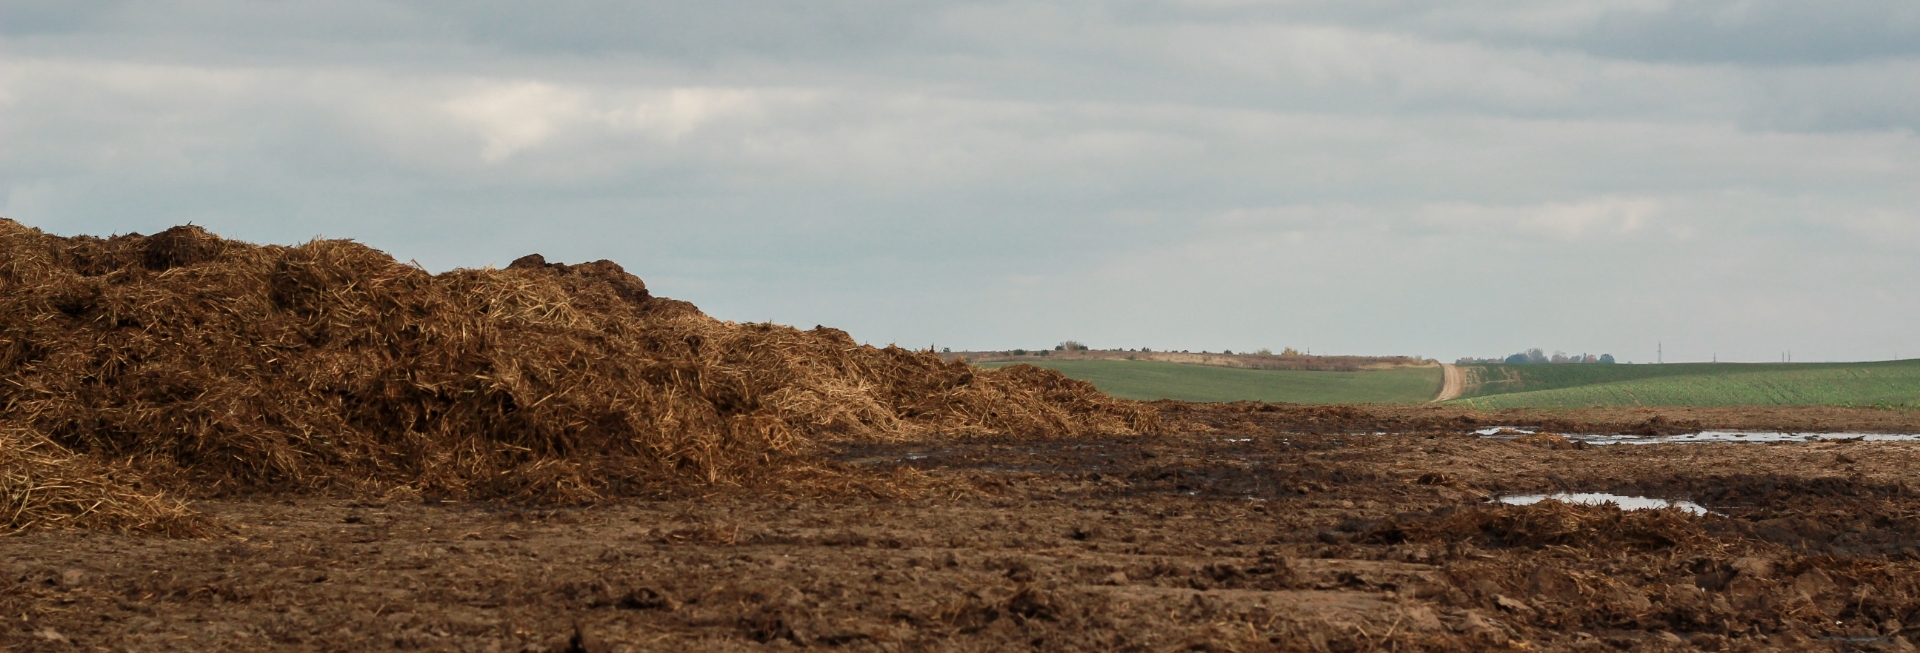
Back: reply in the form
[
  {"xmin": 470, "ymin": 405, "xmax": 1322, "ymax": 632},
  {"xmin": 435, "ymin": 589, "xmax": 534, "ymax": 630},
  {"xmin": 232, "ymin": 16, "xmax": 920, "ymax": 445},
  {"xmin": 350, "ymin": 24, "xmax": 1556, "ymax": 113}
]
[
  {"xmin": 1415, "ymin": 196, "xmax": 1662, "ymax": 240},
  {"xmin": 440, "ymin": 83, "xmax": 766, "ymax": 162},
  {"xmin": 1830, "ymin": 209, "xmax": 1920, "ymax": 250},
  {"xmin": 1161, "ymin": 21, "xmax": 1746, "ymax": 120},
  {"xmin": 442, "ymin": 82, "xmax": 587, "ymax": 161},
  {"xmin": 610, "ymin": 88, "xmax": 761, "ymax": 139}
]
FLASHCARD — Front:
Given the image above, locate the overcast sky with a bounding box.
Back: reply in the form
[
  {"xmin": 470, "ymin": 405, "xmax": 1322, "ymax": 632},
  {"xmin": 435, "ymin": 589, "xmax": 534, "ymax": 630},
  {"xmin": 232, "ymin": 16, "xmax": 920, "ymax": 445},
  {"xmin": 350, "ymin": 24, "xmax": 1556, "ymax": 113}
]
[{"xmin": 4, "ymin": 1, "xmax": 1917, "ymax": 362}]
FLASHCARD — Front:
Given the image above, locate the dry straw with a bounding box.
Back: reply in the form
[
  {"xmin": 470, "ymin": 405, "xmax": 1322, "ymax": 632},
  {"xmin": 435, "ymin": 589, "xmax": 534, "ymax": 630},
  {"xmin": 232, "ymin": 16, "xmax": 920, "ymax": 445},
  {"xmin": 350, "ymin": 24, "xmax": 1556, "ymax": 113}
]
[
  {"xmin": 1, "ymin": 425, "xmax": 207, "ymax": 536},
  {"xmin": 0, "ymin": 219, "xmax": 1156, "ymax": 533}
]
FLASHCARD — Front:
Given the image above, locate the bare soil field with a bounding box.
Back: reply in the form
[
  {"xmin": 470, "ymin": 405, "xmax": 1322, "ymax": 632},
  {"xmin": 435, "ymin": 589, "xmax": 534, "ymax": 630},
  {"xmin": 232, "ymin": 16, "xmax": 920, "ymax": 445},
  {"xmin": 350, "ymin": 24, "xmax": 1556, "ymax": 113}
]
[
  {"xmin": 10, "ymin": 222, "xmax": 1920, "ymax": 651},
  {"xmin": 10, "ymin": 403, "xmax": 1920, "ymax": 652}
]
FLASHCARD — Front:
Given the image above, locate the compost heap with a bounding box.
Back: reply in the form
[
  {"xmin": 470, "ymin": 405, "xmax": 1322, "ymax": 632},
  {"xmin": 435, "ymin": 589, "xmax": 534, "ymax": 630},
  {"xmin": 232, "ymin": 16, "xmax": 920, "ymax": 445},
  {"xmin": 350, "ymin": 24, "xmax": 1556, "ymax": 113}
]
[{"xmin": 0, "ymin": 219, "xmax": 1155, "ymax": 534}]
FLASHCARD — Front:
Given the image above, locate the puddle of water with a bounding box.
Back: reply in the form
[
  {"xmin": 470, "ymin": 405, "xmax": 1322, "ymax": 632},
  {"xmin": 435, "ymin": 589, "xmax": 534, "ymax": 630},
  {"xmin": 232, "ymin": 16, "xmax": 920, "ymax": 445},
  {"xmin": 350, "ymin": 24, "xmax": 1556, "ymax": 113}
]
[
  {"xmin": 1498, "ymin": 493, "xmax": 1713, "ymax": 516},
  {"xmin": 1474, "ymin": 427, "xmax": 1920, "ymax": 445},
  {"xmin": 1609, "ymin": 431, "xmax": 1920, "ymax": 444}
]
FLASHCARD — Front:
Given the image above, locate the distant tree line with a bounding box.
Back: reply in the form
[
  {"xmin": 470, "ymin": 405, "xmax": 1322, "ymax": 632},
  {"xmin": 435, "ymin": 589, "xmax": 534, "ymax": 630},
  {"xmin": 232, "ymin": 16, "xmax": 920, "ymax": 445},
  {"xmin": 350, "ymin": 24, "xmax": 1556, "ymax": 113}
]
[
  {"xmin": 949, "ymin": 343, "xmax": 1427, "ymax": 372},
  {"xmin": 1459, "ymin": 348, "xmax": 1614, "ymax": 365}
]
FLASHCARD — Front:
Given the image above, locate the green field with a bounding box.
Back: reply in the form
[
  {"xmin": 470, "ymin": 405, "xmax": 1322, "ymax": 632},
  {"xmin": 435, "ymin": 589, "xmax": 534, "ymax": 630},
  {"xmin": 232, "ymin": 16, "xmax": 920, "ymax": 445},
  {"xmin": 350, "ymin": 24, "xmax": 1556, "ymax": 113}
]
[
  {"xmin": 1450, "ymin": 360, "xmax": 1920, "ymax": 409},
  {"xmin": 977, "ymin": 357, "xmax": 1920, "ymax": 407},
  {"xmin": 978, "ymin": 360, "xmax": 1442, "ymax": 403}
]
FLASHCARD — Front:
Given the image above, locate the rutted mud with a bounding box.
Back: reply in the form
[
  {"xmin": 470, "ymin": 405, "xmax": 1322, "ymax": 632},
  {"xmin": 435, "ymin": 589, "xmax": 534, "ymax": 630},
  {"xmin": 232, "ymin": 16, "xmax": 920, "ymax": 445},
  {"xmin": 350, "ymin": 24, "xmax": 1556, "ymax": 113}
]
[{"xmin": 9, "ymin": 403, "xmax": 1920, "ymax": 651}]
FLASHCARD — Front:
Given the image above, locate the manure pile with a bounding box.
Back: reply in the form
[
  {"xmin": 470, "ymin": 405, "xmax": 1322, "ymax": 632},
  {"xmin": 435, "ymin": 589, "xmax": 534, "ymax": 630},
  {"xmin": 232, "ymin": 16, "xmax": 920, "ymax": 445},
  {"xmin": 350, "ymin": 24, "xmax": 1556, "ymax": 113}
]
[{"xmin": 0, "ymin": 219, "xmax": 1154, "ymax": 533}]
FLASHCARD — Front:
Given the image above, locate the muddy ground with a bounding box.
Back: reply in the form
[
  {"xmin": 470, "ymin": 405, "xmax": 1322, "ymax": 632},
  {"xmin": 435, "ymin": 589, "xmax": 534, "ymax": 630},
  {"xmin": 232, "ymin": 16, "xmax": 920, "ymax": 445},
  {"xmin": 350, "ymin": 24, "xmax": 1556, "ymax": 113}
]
[{"xmin": 7, "ymin": 404, "xmax": 1920, "ymax": 652}]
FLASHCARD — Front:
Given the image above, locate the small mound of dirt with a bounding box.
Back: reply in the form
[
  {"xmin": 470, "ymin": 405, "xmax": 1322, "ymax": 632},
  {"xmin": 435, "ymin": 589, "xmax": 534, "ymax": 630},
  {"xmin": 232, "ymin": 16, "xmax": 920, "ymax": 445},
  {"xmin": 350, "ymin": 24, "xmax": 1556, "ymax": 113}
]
[
  {"xmin": 0, "ymin": 219, "xmax": 1156, "ymax": 532},
  {"xmin": 1371, "ymin": 501, "xmax": 1709, "ymax": 551},
  {"xmin": 1512, "ymin": 432, "xmax": 1583, "ymax": 450},
  {"xmin": 1624, "ymin": 414, "xmax": 1701, "ymax": 436}
]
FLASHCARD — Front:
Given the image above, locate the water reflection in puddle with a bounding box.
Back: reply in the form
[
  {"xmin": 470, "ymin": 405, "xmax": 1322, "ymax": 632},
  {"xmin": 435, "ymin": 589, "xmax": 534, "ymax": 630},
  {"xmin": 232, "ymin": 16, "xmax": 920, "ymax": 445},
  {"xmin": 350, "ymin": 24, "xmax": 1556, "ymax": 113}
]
[
  {"xmin": 1498, "ymin": 493, "xmax": 1713, "ymax": 515},
  {"xmin": 1474, "ymin": 427, "xmax": 1920, "ymax": 444}
]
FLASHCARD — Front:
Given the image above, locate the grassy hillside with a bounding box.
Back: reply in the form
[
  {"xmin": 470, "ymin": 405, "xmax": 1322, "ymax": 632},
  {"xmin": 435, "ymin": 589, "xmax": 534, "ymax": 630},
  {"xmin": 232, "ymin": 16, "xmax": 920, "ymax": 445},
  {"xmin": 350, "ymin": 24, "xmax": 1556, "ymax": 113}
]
[
  {"xmin": 1451, "ymin": 360, "xmax": 1920, "ymax": 409},
  {"xmin": 979, "ymin": 360, "xmax": 1442, "ymax": 404}
]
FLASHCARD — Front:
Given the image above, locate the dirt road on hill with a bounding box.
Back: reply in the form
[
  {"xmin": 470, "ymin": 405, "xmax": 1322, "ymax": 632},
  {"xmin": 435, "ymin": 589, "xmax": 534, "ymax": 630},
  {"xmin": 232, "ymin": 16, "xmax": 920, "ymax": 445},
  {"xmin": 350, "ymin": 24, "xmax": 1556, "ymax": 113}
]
[{"xmin": 1433, "ymin": 363, "xmax": 1465, "ymax": 402}]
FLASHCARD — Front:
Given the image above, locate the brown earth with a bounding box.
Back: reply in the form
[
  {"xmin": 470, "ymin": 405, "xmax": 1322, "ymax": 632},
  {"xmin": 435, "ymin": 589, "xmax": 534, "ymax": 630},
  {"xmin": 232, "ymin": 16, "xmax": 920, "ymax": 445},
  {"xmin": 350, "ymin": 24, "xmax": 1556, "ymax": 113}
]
[{"xmin": 10, "ymin": 402, "xmax": 1920, "ymax": 652}]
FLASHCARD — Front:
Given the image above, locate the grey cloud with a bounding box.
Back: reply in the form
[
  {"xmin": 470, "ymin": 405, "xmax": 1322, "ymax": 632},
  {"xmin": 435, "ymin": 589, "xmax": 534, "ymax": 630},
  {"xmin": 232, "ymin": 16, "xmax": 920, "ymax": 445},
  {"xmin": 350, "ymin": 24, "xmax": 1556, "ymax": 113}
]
[
  {"xmin": 8, "ymin": 1, "xmax": 1913, "ymax": 131},
  {"xmin": 1154, "ymin": 1, "xmax": 1920, "ymax": 66},
  {"xmin": 1549, "ymin": 1, "xmax": 1920, "ymax": 66},
  {"xmin": 428, "ymin": 0, "xmax": 932, "ymax": 59},
  {"xmin": 14, "ymin": 1, "xmax": 1920, "ymax": 67},
  {"xmin": 0, "ymin": 1, "xmax": 131, "ymax": 36},
  {"xmin": 3, "ymin": 1, "xmax": 1918, "ymax": 360},
  {"xmin": 1738, "ymin": 61, "xmax": 1920, "ymax": 132}
]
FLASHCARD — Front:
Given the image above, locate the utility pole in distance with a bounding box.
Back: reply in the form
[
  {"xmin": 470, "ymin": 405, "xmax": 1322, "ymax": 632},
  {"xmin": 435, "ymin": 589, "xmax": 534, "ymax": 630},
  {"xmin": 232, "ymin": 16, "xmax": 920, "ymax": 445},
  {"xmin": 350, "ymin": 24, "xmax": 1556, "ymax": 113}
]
[{"xmin": 1658, "ymin": 342, "xmax": 1662, "ymax": 364}]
